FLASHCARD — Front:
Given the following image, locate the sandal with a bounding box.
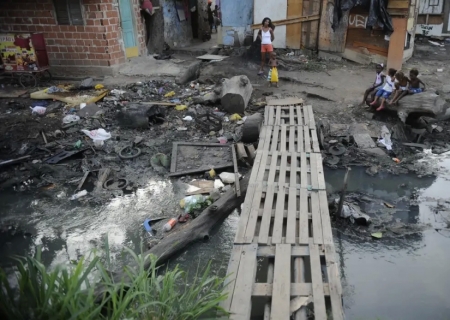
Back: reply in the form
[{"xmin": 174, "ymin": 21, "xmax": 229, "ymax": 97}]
[{"xmin": 178, "ymin": 214, "xmax": 190, "ymax": 223}]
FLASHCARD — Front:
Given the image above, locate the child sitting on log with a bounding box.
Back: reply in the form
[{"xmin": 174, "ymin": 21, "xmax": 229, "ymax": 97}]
[
  {"xmin": 391, "ymin": 68, "xmax": 426, "ymax": 104},
  {"xmin": 362, "ymin": 63, "xmax": 385, "ymax": 106},
  {"xmin": 370, "ymin": 68, "xmax": 396, "ymax": 111},
  {"xmin": 389, "ymin": 71, "xmax": 409, "ymax": 105}
]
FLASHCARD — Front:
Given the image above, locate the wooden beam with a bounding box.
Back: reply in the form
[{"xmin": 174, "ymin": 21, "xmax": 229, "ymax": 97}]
[
  {"xmin": 251, "ymin": 14, "xmax": 320, "ymax": 30},
  {"xmin": 286, "ymin": 0, "xmax": 303, "ymax": 49}
]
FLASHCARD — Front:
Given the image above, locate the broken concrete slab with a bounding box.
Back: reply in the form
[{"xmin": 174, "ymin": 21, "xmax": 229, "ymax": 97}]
[
  {"xmin": 353, "ymin": 133, "xmax": 376, "ymax": 149},
  {"xmin": 363, "ymin": 148, "xmax": 388, "ymax": 158},
  {"xmin": 175, "ymin": 60, "xmax": 202, "ymax": 85}
]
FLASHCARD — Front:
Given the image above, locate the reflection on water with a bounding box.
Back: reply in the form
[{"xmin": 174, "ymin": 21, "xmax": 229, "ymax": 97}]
[{"xmin": 2, "ymin": 153, "xmax": 450, "ymax": 320}]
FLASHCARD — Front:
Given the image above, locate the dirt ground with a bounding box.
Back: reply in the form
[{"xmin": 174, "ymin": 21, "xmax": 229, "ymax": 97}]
[{"xmin": 0, "ymin": 38, "xmax": 449, "ymax": 192}]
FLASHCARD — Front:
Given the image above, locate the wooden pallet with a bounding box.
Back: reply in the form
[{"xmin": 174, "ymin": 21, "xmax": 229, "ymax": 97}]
[
  {"xmin": 264, "ymin": 104, "xmax": 316, "ymax": 128},
  {"xmin": 222, "ymin": 243, "xmax": 344, "ymax": 320},
  {"xmin": 223, "ymin": 101, "xmax": 343, "ymax": 320},
  {"xmin": 259, "ymin": 125, "xmax": 320, "ymax": 153}
]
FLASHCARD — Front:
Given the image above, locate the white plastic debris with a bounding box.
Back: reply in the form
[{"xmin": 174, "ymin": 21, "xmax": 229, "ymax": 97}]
[
  {"xmin": 183, "ymin": 116, "xmax": 193, "ymax": 121},
  {"xmin": 219, "ymin": 172, "xmax": 242, "ymax": 184},
  {"xmin": 63, "ymin": 115, "xmax": 80, "ymax": 124},
  {"xmin": 80, "ymin": 103, "xmax": 87, "ymax": 109},
  {"xmin": 214, "ymin": 179, "xmax": 225, "ymax": 189},
  {"xmin": 30, "ymin": 106, "xmax": 46, "ymax": 115},
  {"xmin": 70, "ymin": 190, "xmax": 88, "ymax": 200},
  {"xmin": 81, "ymin": 129, "xmax": 111, "ymax": 147},
  {"xmin": 378, "ymin": 125, "xmax": 392, "ymax": 151},
  {"xmin": 110, "ymin": 89, "xmax": 126, "ymax": 95}
]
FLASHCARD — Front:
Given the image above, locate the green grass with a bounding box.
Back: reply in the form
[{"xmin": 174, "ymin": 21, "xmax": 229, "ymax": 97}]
[{"xmin": 0, "ymin": 240, "xmax": 229, "ymax": 320}]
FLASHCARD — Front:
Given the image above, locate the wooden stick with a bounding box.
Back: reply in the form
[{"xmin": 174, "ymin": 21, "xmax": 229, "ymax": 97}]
[
  {"xmin": 232, "ymin": 144, "xmax": 241, "ymax": 197},
  {"xmin": 336, "ymin": 167, "xmax": 351, "ymax": 217},
  {"xmin": 251, "ymin": 14, "xmax": 320, "ymax": 29}
]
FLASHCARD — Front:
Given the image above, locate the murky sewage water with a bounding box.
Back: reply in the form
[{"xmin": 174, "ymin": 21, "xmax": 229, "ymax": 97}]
[{"xmin": 1, "ymin": 152, "xmax": 450, "ymax": 319}]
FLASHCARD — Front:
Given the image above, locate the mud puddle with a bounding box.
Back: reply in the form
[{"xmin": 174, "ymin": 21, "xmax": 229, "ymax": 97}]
[{"xmin": 2, "ymin": 152, "xmax": 450, "ymax": 320}]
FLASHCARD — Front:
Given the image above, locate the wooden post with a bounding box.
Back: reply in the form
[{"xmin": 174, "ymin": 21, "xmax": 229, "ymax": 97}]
[
  {"xmin": 336, "ymin": 167, "xmax": 351, "ymax": 218},
  {"xmin": 387, "ymin": 17, "xmax": 408, "ymax": 70}
]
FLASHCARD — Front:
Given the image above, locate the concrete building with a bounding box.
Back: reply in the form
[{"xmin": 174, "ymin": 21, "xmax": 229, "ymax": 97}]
[{"xmin": 415, "ymin": 0, "xmax": 450, "ymax": 37}]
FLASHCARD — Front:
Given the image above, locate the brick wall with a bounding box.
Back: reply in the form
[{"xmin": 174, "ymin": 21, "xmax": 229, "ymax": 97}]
[{"xmin": 0, "ymin": 0, "xmax": 147, "ymax": 74}]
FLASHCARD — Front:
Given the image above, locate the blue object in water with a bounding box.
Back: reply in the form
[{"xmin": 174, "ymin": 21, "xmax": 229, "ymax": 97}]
[{"xmin": 143, "ymin": 219, "xmax": 152, "ymax": 233}]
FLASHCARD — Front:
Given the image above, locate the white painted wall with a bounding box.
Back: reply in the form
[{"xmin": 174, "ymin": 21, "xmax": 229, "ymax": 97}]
[
  {"xmin": 418, "ymin": 0, "xmax": 444, "ymax": 15},
  {"xmin": 416, "ymin": 23, "xmax": 444, "ymax": 36},
  {"xmin": 253, "ymin": 0, "xmax": 287, "ymax": 48}
]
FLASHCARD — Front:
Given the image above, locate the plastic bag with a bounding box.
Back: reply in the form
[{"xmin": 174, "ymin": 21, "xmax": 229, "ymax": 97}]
[
  {"xmin": 230, "ymin": 114, "xmax": 242, "ymax": 121},
  {"xmin": 164, "ymin": 91, "xmax": 175, "ymax": 98},
  {"xmin": 175, "ymin": 105, "xmax": 187, "ymax": 111},
  {"xmin": 270, "ymin": 67, "xmax": 278, "ymax": 82},
  {"xmin": 179, "ymin": 195, "xmax": 212, "ymax": 213},
  {"xmin": 30, "ymin": 106, "xmax": 46, "ymax": 115},
  {"xmin": 63, "ymin": 115, "xmax": 80, "ymax": 123},
  {"xmin": 81, "ymin": 129, "xmax": 111, "ymax": 146}
]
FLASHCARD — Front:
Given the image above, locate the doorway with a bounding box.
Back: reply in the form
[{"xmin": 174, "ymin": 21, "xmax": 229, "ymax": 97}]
[{"xmin": 119, "ymin": 0, "xmax": 138, "ymax": 58}]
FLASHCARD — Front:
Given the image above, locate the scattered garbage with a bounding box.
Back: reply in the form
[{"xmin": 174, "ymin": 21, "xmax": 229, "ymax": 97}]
[
  {"xmin": 217, "ymin": 136, "xmax": 228, "ymax": 144},
  {"xmin": 378, "ymin": 125, "xmax": 392, "ymax": 151},
  {"xmin": 219, "ymin": 172, "xmax": 241, "ymax": 184},
  {"xmin": 95, "ymin": 84, "xmax": 104, "ymax": 90},
  {"xmin": 196, "ymin": 113, "xmax": 223, "ymax": 133},
  {"xmin": 180, "ymin": 195, "xmax": 213, "ymax": 214},
  {"xmin": 392, "ymin": 158, "xmax": 401, "ymax": 163},
  {"xmin": 80, "ymin": 103, "xmax": 87, "ymax": 109},
  {"xmin": 70, "ymin": 189, "xmax": 88, "ymax": 200},
  {"xmin": 384, "ymin": 202, "xmax": 395, "ymax": 208},
  {"xmin": 329, "ymin": 144, "xmax": 346, "ymax": 156},
  {"xmin": 143, "ymin": 219, "xmax": 153, "ymax": 237},
  {"xmin": 150, "ymin": 153, "xmax": 170, "ymax": 172},
  {"xmin": 63, "ymin": 114, "xmax": 80, "ymax": 124},
  {"xmin": 111, "ymin": 89, "xmax": 126, "ymax": 96},
  {"xmin": 30, "ymin": 106, "xmax": 46, "ymax": 115},
  {"xmin": 208, "ymin": 168, "xmax": 216, "ymax": 178},
  {"xmin": 46, "ymin": 86, "xmax": 64, "ymax": 94},
  {"xmin": 164, "ymin": 91, "xmax": 175, "ymax": 98},
  {"xmin": 80, "ymin": 78, "xmax": 94, "ymax": 89},
  {"xmin": 163, "ymin": 218, "xmax": 178, "ymax": 232},
  {"xmin": 214, "ymin": 179, "xmax": 225, "ymax": 189},
  {"xmin": 229, "ymin": 113, "xmax": 242, "ymax": 121},
  {"xmin": 81, "ymin": 129, "xmax": 111, "ymax": 146},
  {"xmin": 177, "ymin": 127, "xmax": 188, "ymax": 131},
  {"xmin": 74, "ymin": 140, "xmax": 82, "ymax": 148},
  {"xmin": 338, "ymin": 201, "xmax": 371, "ymax": 225},
  {"xmin": 183, "ymin": 116, "xmax": 193, "ymax": 121},
  {"xmin": 78, "ymin": 103, "xmax": 101, "ymax": 118},
  {"xmin": 371, "ymin": 232, "xmax": 383, "ymax": 239},
  {"xmin": 119, "ymin": 146, "xmax": 142, "ymax": 159},
  {"xmin": 175, "ymin": 105, "xmax": 187, "ymax": 111}
]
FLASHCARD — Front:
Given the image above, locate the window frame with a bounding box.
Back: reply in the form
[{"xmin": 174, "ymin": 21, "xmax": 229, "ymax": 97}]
[{"xmin": 53, "ymin": 0, "xmax": 85, "ymax": 26}]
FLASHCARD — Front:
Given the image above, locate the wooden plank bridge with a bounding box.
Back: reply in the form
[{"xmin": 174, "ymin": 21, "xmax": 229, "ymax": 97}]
[{"xmin": 222, "ymin": 98, "xmax": 344, "ymax": 319}]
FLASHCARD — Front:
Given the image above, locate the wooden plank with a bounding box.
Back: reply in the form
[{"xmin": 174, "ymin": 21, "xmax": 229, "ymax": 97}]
[
  {"xmin": 267, "ymin": 151, "xmax": 279, "ymax": 184},
  {"xmin": 264, "ymin": 105, "xmax": 269, "ymax": 124},
  {"xmin": 170, "ymin": 142, "xmax": 178, "ymax": 172},
  {"xmin": 299, "ymin": 188, "xmax": 309, "ymax": 244},
  {"xmin": 311, "ymin": 192, "xmax": 324, "ymax": 244},
  {"xmin": 252, "ymin": 15, "xmax": 319, "ymax": 29},
  {"xmin": 309, "ymin": 242, "xmax": 327, "ymax": 320},
  {"xmin": 353, "ymin": 41, "xmax": 388, "ymax": 54},
  {"xmin": 300, "ymin": 153, "xmax": 307, "ymax": 188},
  {"xmin": 232, "ymin": 144, "xmax": 241, "ymax": 197},
  {"xmin": 289, "ymin": 124, "xmax": 296, "ymax": 153},
  {"xmin": 306, "ymin": 105, "xmax": 315, "ymax": 127},
  {"xmin": 286, "ymin": 0, "xmax": 304, "ymax": 49},
  {"xmin": 310, "ymin": 153, "xmax": 319, "ymax": 190},
  {"xmin": 270, "ymin": 244, "xmax": 291, "ymax": 319},
  {"xmin": 244, "ymin": 184, "xmax": 264, "ymax": 243},
  {"xmin": 268, "ymin": 107, "xmax": 275, "ymax": 126},
  {"xmin": 286, "ymin": 187, "xmax": 297, "ymax": 244},
  {"xmin": 261, "ymin": 126, "xmax": 272, "ymax": 151},
  {"xmin": 257, "ymin": 245, "xmax": 312, "ymax": 257},
  {"xmin": 296, "ymin": 104, "xmax": 303, "ymax": 126},
  {"xmin": 253, "ymin": 283, "xmax": 331, "ymax": 296},
  {"xmin": 236, "ymin": 143, "xmax": 248, "ymax": 160},
  {"xmin": 316, "ymin": 153, "xmax": 326, "ymax": 190},
  {"xmin": 229, "ymin": 244, "xmax": 258, "ymax": 320},
  {"xmin": 311, "ymin": 128, "xmax": 320, "ymax": 153},
  {"xmin": 267, "ymin": 97, "xmax": 304, "ymax": 106},
  {"xmin": 325, "ymin": 244, "xmax": 344, "ymax": 320},
  {"xmin": 303, "ymin": 105, "xmax": 310, "ymax": 126},
  {"xmin": 271, "ymin": 187, "xmax": 286, "ymax": 244},
  {"xmin": 235, "ymin": 147, "xmax": 268, "ymax": 243},
  {"xmin": 258, "ymin": 185, "xmax": 275, "ymax": 244},
  {"xmin": 271, "ymin": 126, "xmax": 279, "ymax": 152},
  {"xmin": 319, "ymin": 190, "xmax": 333, "ymax": 245},
  {"xmin": 298, "ymin": 125, "xmax": 304, "ymax": 152},
  {"xmin": 275, "ymin": 107, "xmax": 281, "ymax": 126},
  {"xmin": 304, "ymin": 126, "xmax": 311, "ymax": 153},
  {"xmin": 387, "ymin": 17, "xmax": 407, "ymax": 70},
  {"xmin": 387, "ymin": 0, "xmax": 409, "ymax": 9},
  {"xmin": 289, "ymin": 105, "xmax": 295, "ymax": 125},
  {"xmin": 280, "ymin": 125, "xmax": 287, "ymax": 152},
  {"xmin": 221, "ymin": 245, "xmax": 243, "ymax": 311},
  {"xmin": 169, "ymin": 164, "xmax": 233, "ymax": 177},
  {"xmin": 197, "ymin": 54, "xmax": 228, "ymax": 60},
  {"xmin": 278, "ymin": 153, "xmax": 288, "ymax": 187},
  {"xmin": 289, "ymin": 152, "xmax": 297, "ymax": 187}
]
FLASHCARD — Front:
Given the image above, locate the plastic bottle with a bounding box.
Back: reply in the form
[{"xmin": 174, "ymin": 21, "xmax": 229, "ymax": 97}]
[
  {"xmin": 180, "ymin": 195, "xmax": 212, "ymax": 213},
  {"xmin": 70, "ymin": 190, "xmax": 88, "ymax": 200},
  {"xmin": 163, "ymin": 218, "xmax": 177, "ymax": 232}
]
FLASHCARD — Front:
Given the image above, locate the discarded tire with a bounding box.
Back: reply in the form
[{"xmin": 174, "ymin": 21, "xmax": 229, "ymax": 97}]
[{"xmin": 119, "ymin": 146, "xmax": 142, "ymax": 159}]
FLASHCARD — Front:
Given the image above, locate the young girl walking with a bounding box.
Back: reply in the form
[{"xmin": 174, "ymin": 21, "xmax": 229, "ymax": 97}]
[{"xmin": 257, "ymin": 17, "xmax": 275, "ymax": 75}]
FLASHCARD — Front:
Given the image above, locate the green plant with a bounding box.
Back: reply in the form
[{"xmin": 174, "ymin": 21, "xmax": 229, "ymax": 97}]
[{"xmin": 0, "ymin": 240, "xmax": 229, "ymax": 320}]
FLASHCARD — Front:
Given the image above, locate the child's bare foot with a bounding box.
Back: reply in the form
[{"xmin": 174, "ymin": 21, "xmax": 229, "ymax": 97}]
[
  {"xmin": 376, "ymin": 105, "xmax": 385, "ymax": 111},
  {"xmin": 370, "ymin": 101, "xmax": 377, "ymax": 106}
]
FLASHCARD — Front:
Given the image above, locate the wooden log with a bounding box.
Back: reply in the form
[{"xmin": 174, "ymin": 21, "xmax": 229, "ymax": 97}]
[
  {"xmin": 94, "ymin": 170, "xmax": 252, "ymax": 297},
  {"xmin": 94, "ymin": 168, "xmax": 110, "ymax": 193},
  {"xmin": 241, "ymin": 113, "xmax": 263, "ymax": 143},
  {"xmin": 220, "ymin": 75, "xmax": 253, "ymax": 114}
]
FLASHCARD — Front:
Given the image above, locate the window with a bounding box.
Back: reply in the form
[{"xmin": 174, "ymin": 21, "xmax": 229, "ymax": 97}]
[{"xmin": 53, "ymin": 0, "xmax": 84, "ymax": 25}]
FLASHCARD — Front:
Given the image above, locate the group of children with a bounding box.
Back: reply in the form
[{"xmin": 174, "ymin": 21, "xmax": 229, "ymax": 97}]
[{"xmin": 363, "ymin": 63, "xmax": 426, "ymax": 111}]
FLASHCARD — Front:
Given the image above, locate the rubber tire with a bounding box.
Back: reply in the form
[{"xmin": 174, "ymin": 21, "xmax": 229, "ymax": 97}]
[
  {"xmin": 19, "ymin": 73, "xmax": 37, "ymax": 88},
  {"xmin": 119, "ymin": 146, "xmax": 142, "ymax": 159}
]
